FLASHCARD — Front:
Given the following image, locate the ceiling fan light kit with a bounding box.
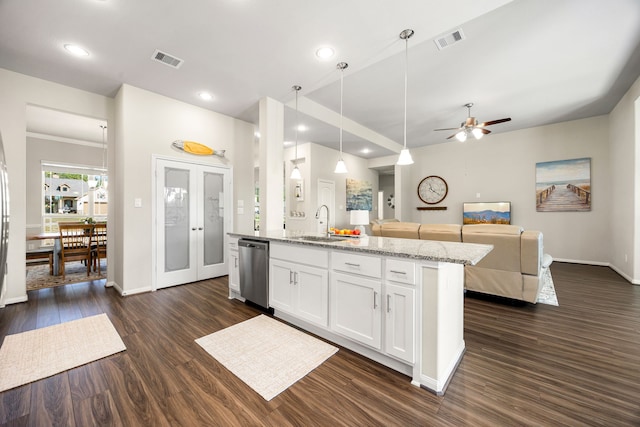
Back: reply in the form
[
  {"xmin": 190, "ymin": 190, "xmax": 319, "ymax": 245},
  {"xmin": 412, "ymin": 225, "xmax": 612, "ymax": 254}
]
[
  {"xmin": 435, "ymin": 102, "xmax": 511, "ymax": 142},
  {"xmin": 397, "ymin": 28, "xmax": 414, "ymax": 166}
]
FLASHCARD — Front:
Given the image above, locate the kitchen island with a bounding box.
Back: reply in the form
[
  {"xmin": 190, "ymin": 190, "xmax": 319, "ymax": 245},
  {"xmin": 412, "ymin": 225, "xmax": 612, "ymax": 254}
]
[{"xmin": 228, "ymin": 230, "xmax": 492, "ymax": 395}]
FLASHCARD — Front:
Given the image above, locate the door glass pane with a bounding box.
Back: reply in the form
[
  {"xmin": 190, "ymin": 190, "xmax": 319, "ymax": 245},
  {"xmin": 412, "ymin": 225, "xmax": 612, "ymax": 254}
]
[
  {"xmin": 165, "ymin": 167, "xmax": 190, "ymax": 272},
  {"xmin": 202, "ymin": 171, "xmax": 224, "ymax": 266}
]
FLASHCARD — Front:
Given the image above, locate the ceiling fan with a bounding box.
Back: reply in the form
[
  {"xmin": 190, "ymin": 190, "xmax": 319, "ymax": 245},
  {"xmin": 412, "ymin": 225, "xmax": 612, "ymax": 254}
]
[{"xmin": 434, "ymin": 103, "xmax": 511, "ymax": 142}]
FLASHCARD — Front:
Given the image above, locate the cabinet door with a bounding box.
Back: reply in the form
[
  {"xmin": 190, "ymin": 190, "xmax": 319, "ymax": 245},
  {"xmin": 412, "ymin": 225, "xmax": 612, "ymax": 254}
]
[
  {"xmin": 330, "ymin": 272, "xmax": 381, "ymax": 349},
  {"xmin": 228, "ymin": 250, "xmax": 240, "ymax": 292},
  {"xmin": 269, "ymin": 259, "xmax": 295, "ymax": 313},
  {"xmin": 385, "ymin": 283, "xmax": 415, "ymax": 363},
  {"xmin": 295, "ymin": 265, "xmax": 329, "ymax": 327}
]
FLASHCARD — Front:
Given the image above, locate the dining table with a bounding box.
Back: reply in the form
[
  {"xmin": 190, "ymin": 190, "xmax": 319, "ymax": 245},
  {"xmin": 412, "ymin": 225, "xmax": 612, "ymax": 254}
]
[{"xmin": 26, "ymin": 232, "xmax": 61, "ymax": 276}]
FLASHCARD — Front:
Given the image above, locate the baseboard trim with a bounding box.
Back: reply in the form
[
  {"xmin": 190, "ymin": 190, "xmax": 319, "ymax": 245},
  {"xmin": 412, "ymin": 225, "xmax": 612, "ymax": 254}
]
[
  {"xmin": 554, "ymin": 259, "xmax": 638, "ymax": 285},
  {"xmin": 3, "ymin": 294, "xmax": 28, "ymax": 306}
]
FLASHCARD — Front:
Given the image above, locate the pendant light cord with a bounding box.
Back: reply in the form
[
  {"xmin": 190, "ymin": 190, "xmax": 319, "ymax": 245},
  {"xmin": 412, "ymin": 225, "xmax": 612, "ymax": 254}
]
[
  {"xmin": 403, "ymin": 36, "xmax": 408, "ymax": 150},
  {"xmin": 294, "ymin": 87, "xmax": 299, "ymax": 162},
  {"xmin": 339, "ymin": 65, "xmax": 344, "ymax": 157}
]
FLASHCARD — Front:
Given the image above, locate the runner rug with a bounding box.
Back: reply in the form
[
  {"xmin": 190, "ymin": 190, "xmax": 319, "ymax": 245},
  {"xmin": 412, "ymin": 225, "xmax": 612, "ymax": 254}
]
[
  {"xmin": 0, "ymin": 313, "xmax": 126, "ymax": 392},
  {"xmin": 196, "ymin": 314, "xmax": 338, "ymax": 401}
]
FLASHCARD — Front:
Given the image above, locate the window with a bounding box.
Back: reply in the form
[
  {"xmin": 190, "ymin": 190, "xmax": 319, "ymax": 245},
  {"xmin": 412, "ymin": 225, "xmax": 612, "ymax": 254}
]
[{"xmin": 42, "ymin": 162, "xmax": 107, "ymax": 233}]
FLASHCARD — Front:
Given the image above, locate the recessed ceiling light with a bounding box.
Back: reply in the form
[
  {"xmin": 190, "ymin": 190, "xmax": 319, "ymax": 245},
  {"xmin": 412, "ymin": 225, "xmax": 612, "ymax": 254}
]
[
  {"xmin": 283, "ymin": 141, "xmax": 294, "ymax": 146},
  {"xmin": 360, "ymin": 148, "xmax": 372, "ymax": 154},
  {"xmin": 297, "ymin": 124, "xmax": 308, "ymax": 132},
  {"xmin": 316, "ymin": 46, "xmax": 335, "ymax": 60},
  {"xmin": 64, "ymin": 44, "xmax": 89, "ymax": 57},
  {"xmin": 198, "ymin": 92, "xmax": 213, "ymax": 101}
]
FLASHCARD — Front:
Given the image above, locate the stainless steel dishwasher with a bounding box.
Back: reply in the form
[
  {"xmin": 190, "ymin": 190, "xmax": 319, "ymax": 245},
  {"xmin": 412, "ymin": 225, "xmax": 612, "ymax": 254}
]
[{"xmin": 238, "ymin": 238, "xmax": 269, "ymax": 309}]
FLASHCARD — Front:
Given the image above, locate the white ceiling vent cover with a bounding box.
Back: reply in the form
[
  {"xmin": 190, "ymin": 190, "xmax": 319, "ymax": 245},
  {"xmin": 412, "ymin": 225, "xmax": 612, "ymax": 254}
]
[
  {"xmin": 151, "ymin": 49, "xmax": 184, "ymax": 69},
  {"xmin": 434, "ymin": 28, "xmax": 465, "ymax": 50}
]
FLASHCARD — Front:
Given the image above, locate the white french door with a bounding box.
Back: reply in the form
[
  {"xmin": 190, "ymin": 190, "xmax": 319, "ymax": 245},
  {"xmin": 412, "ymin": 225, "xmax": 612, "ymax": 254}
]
[{"xmin": 155, "ymin": 158, "xmax": 232, "ymax": 289}]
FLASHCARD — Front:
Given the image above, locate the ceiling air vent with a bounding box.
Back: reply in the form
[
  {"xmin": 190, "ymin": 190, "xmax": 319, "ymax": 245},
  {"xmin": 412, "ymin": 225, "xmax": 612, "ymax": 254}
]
[
  {"xmin": 151, "ymin": 49, "xmax": 184, "ymax": 69},
  {"xmin": 434, "ymin": 28, "xmax": 465, "ymax": 51}
]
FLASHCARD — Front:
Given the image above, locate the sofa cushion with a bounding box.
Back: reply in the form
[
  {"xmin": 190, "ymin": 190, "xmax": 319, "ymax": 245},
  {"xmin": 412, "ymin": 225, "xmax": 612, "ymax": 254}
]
[
  {"xmin": 380, "ymin": 222, "xmax": 421, "ymax": 239},
  {"xmin": 418, "ymin": 224, "xmax": 462, "ymax": 242},
  {"xmin": 462, "ymin": 224, "xmax": 523, "ymax": 272}
]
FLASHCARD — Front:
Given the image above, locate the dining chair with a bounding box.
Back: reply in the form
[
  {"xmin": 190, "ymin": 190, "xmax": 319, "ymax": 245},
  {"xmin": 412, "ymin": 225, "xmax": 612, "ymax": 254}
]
[
  {"xmin": 92, "ymin": 222, "xmax": 107, "ymax": 274},
  {"xmin": 58, "ymin": 223, "xmax": 94, "ymax": 279}
]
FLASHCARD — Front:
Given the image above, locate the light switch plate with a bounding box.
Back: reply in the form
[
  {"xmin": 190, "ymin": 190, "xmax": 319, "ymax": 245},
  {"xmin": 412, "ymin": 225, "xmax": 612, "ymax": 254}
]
[{"xmin": 134, "ymin": 198, "xmax": 142, "ymax": 208}]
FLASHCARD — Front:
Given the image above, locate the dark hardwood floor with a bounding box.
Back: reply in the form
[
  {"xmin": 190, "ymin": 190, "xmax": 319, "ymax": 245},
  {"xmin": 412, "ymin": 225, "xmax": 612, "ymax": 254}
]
[{"xmin": 0, "ymin": 262, "xmax": 639, "ymax": 426}]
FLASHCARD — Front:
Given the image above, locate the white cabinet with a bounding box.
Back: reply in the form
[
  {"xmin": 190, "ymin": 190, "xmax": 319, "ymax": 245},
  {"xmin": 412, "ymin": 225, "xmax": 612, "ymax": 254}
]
[
  {"xmin": 330, "ymin": 271, "xmax": 382, "ymax": 349},
  {"xmin": 269, "ymin": 243, "xmax": 329, "ymax": 328},
  {"xmin": 384, "ymin": 258, "xmax": 416, "ymax": 364},
  {"xmin": 384, "ymin": 283, "xmax": 415, "ymax": 363},
  {"xmin": 228, "ymin": 237, "xmax": 240, "ymax": 294}
]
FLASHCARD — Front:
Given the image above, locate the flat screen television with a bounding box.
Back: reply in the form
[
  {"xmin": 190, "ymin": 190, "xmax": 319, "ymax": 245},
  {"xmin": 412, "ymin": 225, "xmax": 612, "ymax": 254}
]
[{"xmin": 463, "ymin": 202, "xmax": 511, "ymax": 225}]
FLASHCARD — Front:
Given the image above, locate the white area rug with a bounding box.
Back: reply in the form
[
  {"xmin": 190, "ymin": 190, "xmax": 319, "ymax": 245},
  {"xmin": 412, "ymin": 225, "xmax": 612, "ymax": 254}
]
[
  {"xmin": 196, "ymin": 314, "xmax": 338, "ymax": 401},
  {"xmin": 0, "ymin": 313, "xmax": 126, "ymax": 392},
  {"xmin": 537, "ymin": 266, "xmax": 559, "ymax": 306}
]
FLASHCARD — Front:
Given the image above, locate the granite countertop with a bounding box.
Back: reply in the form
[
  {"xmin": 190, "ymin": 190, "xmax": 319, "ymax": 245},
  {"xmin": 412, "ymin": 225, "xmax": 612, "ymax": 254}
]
[{"xmin": 228, "ymin": 230, "xmax": 492, "ymax": 266}]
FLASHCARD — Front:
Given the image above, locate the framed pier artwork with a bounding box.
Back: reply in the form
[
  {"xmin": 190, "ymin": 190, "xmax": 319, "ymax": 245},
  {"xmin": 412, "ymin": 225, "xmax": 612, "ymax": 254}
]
[{"xmin": 536, "ymin": 157, "xmax": 591, "ymax": 212}]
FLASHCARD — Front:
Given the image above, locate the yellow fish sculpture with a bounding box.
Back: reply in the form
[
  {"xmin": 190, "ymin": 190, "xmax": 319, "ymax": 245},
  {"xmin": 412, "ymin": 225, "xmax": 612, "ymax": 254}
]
[{"xmin": 171, "ymin": 140, "xmax": 226, "ymax": 157}]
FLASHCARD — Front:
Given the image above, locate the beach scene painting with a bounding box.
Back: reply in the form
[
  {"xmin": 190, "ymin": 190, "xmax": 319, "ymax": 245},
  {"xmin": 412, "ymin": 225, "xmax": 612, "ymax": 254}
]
[
  {"xmin": 463, "ymin": 202, "xmax": 511, "ymax": 225},
  {"xmin": 346, "ymin": 179, "xmax": 372, "ymax": 211},
  {"xmin": 536, "ymin": 157, "xmax": 591, "ymax": 212}
]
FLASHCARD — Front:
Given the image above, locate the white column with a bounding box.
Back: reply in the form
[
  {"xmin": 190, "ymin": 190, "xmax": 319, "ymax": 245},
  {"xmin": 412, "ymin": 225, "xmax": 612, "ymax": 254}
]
[{"xmin": 258, "ymin": 97, "xmax": 284, "ymax": 231}]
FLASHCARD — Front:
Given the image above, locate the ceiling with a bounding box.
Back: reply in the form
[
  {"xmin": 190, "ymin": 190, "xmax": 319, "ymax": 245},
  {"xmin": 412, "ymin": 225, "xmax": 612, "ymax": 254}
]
[{"xmin": 3, "ymin": 0, "xmax": 640, "ymax": 159}]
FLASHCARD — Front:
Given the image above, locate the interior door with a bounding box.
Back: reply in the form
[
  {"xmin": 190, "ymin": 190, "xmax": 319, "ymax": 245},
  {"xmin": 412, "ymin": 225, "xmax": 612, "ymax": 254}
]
[{"xmin": 156, "ymin": 158, "xmax": 231, "ymax": 289}]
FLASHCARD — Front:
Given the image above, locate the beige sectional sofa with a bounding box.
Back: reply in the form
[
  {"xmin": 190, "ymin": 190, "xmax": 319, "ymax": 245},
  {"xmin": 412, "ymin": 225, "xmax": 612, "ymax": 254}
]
[{"xmin": 371, "ymin": 220, "xmax": 548, "ymax": 303}]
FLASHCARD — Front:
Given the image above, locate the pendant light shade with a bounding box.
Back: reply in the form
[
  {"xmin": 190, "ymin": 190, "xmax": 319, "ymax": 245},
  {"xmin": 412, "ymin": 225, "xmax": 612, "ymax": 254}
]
[
  {"xmin": 397, "ymin": 29, "xmax": 414, "ymax": 166},
  {"xmin": 335, "ymin": 62, "xmax": 348, "ymax": 174},
  {"xmin": 290, "ymin": 85, "xmax": 302, "ymax": 180}
]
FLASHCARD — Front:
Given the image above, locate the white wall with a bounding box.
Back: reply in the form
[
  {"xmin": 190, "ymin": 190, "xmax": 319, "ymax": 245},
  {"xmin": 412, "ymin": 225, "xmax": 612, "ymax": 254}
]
[
  {"xmin": 0, "ymin": 68, "xmax": 114, "ymax": 305},
  {"xmin": 609, "ymin": 74, "xmax": 640, "ymax": 282},
  {"xmin": 284, "ymin": 142, "xmax": 379, "ymax": 232},
  {"xmin": 404, "ymin": 115, "xmax": 611, "ymax": 264},
  {"xmin": 114, "ymin": 84, "xmax": 254, "ymax": 295}
]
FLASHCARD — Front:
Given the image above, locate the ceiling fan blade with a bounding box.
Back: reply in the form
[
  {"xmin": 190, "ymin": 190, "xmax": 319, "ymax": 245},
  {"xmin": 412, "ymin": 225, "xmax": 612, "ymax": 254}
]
[
  {"xmin": 477, "ymin": 117, "xmax": 511, "ymax": 127},
  {"xmin": 434, "ymin": 127, "xmax": 461, "ymax": 131},
  {"xmin": 480, "ymin": 128, "xmax": 491, "ymax": 135},
  {"xmin": 446, "ymin": 132, "xmax": 459, "ymax": 140}
]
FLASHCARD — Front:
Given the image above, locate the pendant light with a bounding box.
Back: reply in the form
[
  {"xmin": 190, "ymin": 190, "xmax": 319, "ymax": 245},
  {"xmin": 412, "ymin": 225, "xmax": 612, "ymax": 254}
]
[
  {"xmin": 290, "ymin": 85, "xmax": 302, "ymax": 180},
  {"xmin": 334, "ymin": 62, "xmax": 348, "ymax": 174},
  {"xmin": 397, "ymin": 29, "xmax": 414, "ymax": 166}
]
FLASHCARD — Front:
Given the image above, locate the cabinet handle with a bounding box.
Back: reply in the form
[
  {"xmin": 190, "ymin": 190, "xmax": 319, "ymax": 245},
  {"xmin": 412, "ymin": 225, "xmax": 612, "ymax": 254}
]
[
  {"xmin": 373, "ymin": 291, "xmax": 378, "ymax": 309},
  {"xmin": 345, "ymin": 262, "xmax": 360, "ymax": 268},
  {"xmin": 198, "ymin": 227, "xmax": 204, "ymax": 230},
  {"xmin": 294, "ymin": 272, "xmax": 299, "ymax": 285},
  {"xmin": 234, "ymin": 257, "xmax": 238, "ymax": 268},
  {"xmin": 191, "ymin": 227, "xmax": 197, "ymax": 231},
  {"xmin": 390, "ymin": 270, "xmax": 407, "ymax": 275},
  {"xmin": 387, "ymin": 294, "xmax": 391, "ymax": 313},
  {"xmin": 289, "ymin": 271, "xmax": 294, "ymax": 284}
]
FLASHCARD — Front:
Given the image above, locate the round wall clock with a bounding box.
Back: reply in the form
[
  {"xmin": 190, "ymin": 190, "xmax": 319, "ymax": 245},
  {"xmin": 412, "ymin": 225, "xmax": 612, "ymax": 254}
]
[{"xmin": 417, "ymin": 175, "xmax": 448, "ymax": 204}]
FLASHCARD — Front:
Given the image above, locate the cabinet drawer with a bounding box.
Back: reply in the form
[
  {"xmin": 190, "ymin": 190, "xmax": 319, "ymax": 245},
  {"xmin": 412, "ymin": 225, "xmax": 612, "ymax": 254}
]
[
  {"xmin": 271, "ymin": 243, "xmax": 329, "ymax": 268},
  {"xmin": 332, "ymin": 251, "xmax": 381, "ymax": 279},
  {"xmin": 228, "ymin": 236, "xmax": 239, "ymax": 250},
  {"xmin": 385, "ymin": 259, "xmax": 415, "ymax": 285}
]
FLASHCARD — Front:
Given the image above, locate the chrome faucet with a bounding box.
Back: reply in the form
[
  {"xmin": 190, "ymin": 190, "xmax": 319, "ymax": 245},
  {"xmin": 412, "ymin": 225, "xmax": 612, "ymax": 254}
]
[{"xmin": 315, "ymin": 204, "xmax": 330, "ymax": 236}]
